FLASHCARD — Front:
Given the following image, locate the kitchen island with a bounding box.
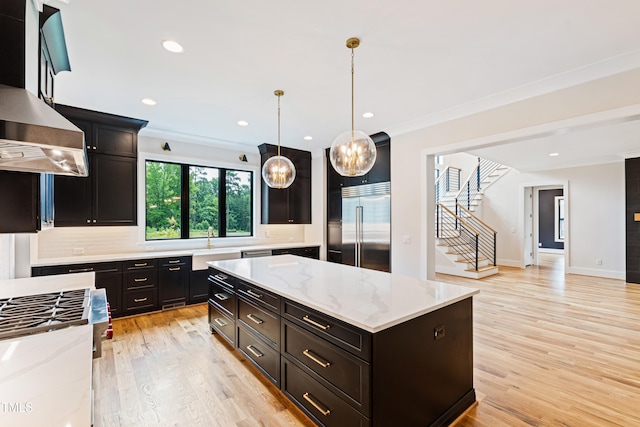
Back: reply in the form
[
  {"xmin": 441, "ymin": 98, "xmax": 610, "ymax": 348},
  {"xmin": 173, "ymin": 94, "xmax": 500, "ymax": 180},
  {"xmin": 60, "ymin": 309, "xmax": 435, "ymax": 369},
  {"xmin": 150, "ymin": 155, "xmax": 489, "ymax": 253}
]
[{"xmin": 208, "ymin": 255, "xmax": 479, "ymax": 426}]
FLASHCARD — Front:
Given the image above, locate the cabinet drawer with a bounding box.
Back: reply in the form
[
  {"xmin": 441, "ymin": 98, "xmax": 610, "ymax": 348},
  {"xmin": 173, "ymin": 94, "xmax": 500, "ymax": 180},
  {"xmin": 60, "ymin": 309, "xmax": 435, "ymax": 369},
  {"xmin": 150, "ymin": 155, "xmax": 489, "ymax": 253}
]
[
  {"xmin": 208, "ymin": 277, "xmax": 236, "ymax": 318},
  {"xmin": 124, "ymin": 270, "xmax": 157, "ymax": 290},
  {"xmin": 282, "ymin": 358, "xmax": 370, "ymax": 427},
  {"xmin": 124, "ymin": 289, "xmax": 157, "ymax": 313},
  {"xmin": 283, "ymin": 321, "xmax": 370, "ymax": 415},
  {"xmin": 238, "ymin": 298, "xmax": 280, "ymax": 348},
  {"xmin": 208, "ymin": 302, "xmax": 235, "ymax": 346},
  {"xmin": 283, "ymin": 300, "xmax": 371, "ymax": 361},
  {"xmin": 237, "ymin": 279, "xmax": 280, "ymax": 314},
  {"xmin": 237, "ymin": 326, "xmax": 280, "ymax": 386},
  {"xmin": 208, "ymin": 268, "xmax": 236, "ymax": 290},
  {"xmin": 124, "ymin": 259, "xmax": 157, "ymax": 270},
  {"xmin": 159, "ymin": 256, "xmax": 191, "ymax": 267}
]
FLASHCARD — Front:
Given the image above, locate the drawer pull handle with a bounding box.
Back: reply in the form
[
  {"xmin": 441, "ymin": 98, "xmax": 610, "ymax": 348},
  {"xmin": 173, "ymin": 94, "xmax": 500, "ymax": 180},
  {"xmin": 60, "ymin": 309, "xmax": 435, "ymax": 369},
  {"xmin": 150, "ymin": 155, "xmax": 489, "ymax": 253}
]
[
  {"xmin": 246, "ymin": 345, "xmax": 264, "ymax": 358},
  {"xmin": 169, "ymin": 267, "xmax": 181, "ymax": 271},
  {"xmin": 303, "ymin": 315, "xmax": 331, "ymax": 331},
  {"xmin": 247, "ymin": 289, "xmax": 263, "ymax": 299},
  {"xmin": 134, "ymin": 263, "xmax": 148, "ymax": 267},
  {"xmin": 214, "ymin": 318, "xmax": 228, "ymax": 327},
  {"xmin": 214, "ymin": 293, "xmax": 229, "ymax": 301},
  {"xmin": 302, "ymin": 392, "xmax": 331, "ymax": 416},
  {"xmin": 214, "ymin": 274, "xmax": 227, "ymax": 281},
  {"xmin": 303, "ymin": 349, "xmax": 331, "ymax": 368},
  {"xmin": 134, "ymin": 298, "xmax": 148, "ymax": 303},
  {"xmin": 68, "ymin": 267, "xmax": 94, "ymax": 273},
  {"xmin": 134, "ymin": 278, "xmax": 148, "ymax": 282},
  {"xmin": 168, "ymin": 260, "xmax": 181, "ymax": 264},
  {"xmin": 246, "ymin": 313, "xmax": 264, "ymax": 325}
]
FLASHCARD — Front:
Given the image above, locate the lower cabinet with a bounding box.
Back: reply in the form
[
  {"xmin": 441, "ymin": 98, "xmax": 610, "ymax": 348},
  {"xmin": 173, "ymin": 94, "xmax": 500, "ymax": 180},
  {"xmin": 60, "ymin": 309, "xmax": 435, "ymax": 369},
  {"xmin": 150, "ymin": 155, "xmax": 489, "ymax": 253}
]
[
  {"xmin": 124, "ymin": 259, "xmax": 158, "ymax": 315},
  {"xmin": 272, "ymin": 246, "xmax": 320, "ymax": 259},
  {"xmin": 32, "ymin": 255, "xmax": 194, "ymax": 318},
  {"xmin": 32, "ymin": 262, "xmax": 123, "ymax": 316},
  {"xmin": 159, "ymin": 256, "xmax": 191, "ymax": 307},
  {"xmin": 282, "ymin": 359, "xmax": 370, "ymax": 427},
  {"xmin": 205, "ymin": 266, "xmax": 475, "ymax": 427},
  {"xmin": 189, "ymin": 270, "xmax": 209, "ymax": 303}
]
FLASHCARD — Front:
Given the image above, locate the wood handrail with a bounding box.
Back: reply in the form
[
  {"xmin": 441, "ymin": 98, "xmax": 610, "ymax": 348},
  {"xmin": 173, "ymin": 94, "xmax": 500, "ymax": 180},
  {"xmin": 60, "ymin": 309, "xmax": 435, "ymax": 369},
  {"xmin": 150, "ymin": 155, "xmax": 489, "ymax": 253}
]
[{"xmin": 456, "ymin": 203, "xmax": 498, "ymax": 234}]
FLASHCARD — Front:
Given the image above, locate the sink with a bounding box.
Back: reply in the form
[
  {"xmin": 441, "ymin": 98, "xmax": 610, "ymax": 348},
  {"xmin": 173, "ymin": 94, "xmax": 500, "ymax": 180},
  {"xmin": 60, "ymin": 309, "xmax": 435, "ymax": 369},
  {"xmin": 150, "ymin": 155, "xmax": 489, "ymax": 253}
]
[{"xmin": 191, "ymin": 248, "xmax": 241, "ymax": 270}]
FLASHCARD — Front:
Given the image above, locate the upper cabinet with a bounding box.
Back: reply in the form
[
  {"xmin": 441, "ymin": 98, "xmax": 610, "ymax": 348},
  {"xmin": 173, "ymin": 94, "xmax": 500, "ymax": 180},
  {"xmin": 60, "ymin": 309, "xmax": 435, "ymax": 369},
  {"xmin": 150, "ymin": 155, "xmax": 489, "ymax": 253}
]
[
  {"xmin": 326, "ymin": 132, "xmax": 391, "ymax": 190},
  {"xmin": 39, "ymin": 5, "xmax": 71, "ymax": 106},
  {"xmin": 53, "ymin": 105, "xmax": 147, "ymax": 227},
  {"xmin": 258, "ymin": 144, "xmax": 312, "ymax": 224}
]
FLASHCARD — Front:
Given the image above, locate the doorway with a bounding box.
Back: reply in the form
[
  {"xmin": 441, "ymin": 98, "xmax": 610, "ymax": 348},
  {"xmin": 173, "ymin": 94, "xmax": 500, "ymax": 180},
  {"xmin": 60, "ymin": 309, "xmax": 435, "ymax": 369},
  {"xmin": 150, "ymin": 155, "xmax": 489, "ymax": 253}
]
[{"xmin": 523, "ymin": 184, "xmax": 568, "ymax": 270}]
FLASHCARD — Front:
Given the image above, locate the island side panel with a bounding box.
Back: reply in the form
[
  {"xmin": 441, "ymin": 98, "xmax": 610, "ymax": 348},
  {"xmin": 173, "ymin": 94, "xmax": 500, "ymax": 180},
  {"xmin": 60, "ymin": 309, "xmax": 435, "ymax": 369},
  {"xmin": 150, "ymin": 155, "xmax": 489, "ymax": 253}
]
[{"xmin": 371, "ymin": 297, "xmax": 475, "ymax": 426}]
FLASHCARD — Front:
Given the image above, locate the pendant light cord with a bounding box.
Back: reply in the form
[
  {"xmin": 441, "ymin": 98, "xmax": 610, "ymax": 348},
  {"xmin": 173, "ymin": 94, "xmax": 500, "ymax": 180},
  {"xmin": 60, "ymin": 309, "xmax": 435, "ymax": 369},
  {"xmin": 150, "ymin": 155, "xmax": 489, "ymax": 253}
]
[{"xmin": 351, "ymin": 46, "xmax": 355, "ymax": 141}]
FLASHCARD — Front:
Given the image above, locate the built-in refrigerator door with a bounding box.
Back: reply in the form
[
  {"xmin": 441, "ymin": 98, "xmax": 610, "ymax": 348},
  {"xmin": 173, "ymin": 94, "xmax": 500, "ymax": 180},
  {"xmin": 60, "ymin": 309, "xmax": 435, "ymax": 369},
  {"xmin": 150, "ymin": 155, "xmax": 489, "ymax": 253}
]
[
  {"xmin": 341, "ymin": 195, "xmax": 360, "ymax": 267},
  {"xmin": 360, "ymin": 193, "xmax": 391, "ymax": 272}
]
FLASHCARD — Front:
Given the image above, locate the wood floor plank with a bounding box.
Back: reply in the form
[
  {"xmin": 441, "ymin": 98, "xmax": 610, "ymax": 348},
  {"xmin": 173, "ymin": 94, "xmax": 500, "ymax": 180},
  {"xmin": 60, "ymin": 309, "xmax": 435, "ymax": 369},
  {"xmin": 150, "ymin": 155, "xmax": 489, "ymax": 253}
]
[{"xmin": 93, "ymin": 255, "xmax": 640, "ymax": 426}]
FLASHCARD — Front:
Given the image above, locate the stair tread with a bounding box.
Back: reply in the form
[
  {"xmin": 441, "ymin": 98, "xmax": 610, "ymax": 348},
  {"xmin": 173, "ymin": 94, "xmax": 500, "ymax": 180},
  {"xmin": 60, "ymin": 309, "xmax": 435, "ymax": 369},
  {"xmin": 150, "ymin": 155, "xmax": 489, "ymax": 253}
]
[{"xmin": 465, "ymin": 265, "xmax": 498, "ymax": 272}]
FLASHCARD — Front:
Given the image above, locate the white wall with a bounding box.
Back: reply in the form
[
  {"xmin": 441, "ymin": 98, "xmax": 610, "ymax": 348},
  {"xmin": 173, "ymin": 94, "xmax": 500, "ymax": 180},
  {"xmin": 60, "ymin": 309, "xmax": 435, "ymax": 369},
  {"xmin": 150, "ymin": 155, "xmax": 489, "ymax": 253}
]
[{"xmin": 521, "ymin": 162, "xmax": 625, "ymax": 279}]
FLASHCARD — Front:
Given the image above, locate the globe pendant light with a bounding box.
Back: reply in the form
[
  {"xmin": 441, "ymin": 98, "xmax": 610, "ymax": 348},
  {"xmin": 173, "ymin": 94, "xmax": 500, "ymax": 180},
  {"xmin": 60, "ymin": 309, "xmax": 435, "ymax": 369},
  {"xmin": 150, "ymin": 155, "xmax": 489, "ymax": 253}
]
[
  {"xmin": 329, "ymin": 37, "xmax": 376, "ymax": 177},
  {"xmin": 262, "ymin": 90, "xmax": 296, "ymax": 189}
]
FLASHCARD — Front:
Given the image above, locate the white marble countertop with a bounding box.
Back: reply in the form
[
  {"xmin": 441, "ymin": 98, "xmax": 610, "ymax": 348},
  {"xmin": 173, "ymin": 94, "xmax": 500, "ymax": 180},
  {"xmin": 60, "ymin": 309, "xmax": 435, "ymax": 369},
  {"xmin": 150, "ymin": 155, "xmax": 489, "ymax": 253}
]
[
  {"xmin": 0, "ymin": 274, "xmax": 95, "ymax": 427},
  {"xmin": 209, "ymin": 255, "xmax": 479, "ymax": 333},
  {"xmin": 30, "ymin": 242, "xmax": 321, "ymax": 268},
  {"xmin": 0, "ymin": 272, "xmax": 96, "ymax": 298}
]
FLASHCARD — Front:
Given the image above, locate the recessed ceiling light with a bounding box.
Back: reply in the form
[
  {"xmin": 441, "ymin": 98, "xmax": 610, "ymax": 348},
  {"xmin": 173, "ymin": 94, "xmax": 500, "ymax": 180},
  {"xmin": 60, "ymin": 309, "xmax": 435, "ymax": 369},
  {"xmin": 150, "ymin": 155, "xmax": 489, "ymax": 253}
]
[
  {"xmin": 237, "ymin": 120, "xmax": 249, "ymax": 126},
  {"xmin": 304, "ymin": 136, "xmax": 313, "ymax": 141},
  {"xmin": 549, "ymin": 152, "xmax": 560, "ymax": 157},
  {"xmin": 162, "ymin": 40, "xmax": 184, "ymax": 53},
  {"xmin": 362, "ymin": 112, "xmax": 374, "ymax": 118},
  {"xmin": 141, "ymin": 98, "xmax": 157, "ymax": 106}
]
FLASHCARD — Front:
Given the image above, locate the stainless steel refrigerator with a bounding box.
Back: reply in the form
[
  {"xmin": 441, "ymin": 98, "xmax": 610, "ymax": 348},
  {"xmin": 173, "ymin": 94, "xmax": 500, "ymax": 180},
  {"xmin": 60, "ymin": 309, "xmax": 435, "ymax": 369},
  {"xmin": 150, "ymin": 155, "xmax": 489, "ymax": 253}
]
[{"xmin": 342, "ymin": 182, "xmax": 391, "ymax": 272}]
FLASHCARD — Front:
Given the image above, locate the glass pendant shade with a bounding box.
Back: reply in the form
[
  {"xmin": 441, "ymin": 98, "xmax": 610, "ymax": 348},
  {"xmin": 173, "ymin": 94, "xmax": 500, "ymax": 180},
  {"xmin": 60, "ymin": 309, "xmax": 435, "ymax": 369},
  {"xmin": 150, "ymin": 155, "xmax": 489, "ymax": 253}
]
[
  {"xmin": 330, "ymin": 37, "xmax": 376, "ymax": 177},
  {"xmin": 329, "ymin": 130, "xmax": 376, "ymax": 177},
  {"xmin": 262, "ymin": 155, "xmax": 296, "ymax": 189}
]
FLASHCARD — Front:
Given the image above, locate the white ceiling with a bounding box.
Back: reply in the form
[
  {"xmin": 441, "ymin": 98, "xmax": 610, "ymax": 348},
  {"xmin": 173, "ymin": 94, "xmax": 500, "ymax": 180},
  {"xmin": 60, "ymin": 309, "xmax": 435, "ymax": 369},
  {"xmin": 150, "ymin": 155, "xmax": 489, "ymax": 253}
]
[{"xmin": 47, "ymin": 0, "xmax": 640, "ymax": 171}]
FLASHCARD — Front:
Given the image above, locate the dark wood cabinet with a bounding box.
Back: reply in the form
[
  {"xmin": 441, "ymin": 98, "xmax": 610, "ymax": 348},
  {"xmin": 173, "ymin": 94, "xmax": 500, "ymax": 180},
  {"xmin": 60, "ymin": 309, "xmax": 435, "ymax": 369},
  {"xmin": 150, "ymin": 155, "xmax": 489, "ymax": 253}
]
[
  {"xmin": 189, "ymin": 270, "xmax": 209, "ymax": 303},
  {"xmin": 258, "ymin": 144, "xmax": 311, "ymax": 224},
  {"xmin": 206, "ymin": 265, "xmax": 475, "ymax": 427},
  {"xmin": 272, "ymin": 246, "xmax": 320, "ymax": 259},
  {"xmin": 53, "ymin": 105, "xmax": 147, "ymax": 227},
  {"xmin": 32, "ymin": 261, "xmax": 123, "ymax": 316},
  {"xmin": 159, "ymin": 256, "xmax": 190, "ymax": 307},
  {"xmin": 123, "ymin": 259, "xmax": 158, "ymax": 314},
  {"xmin": 0, "ymin": 171, "xmax": 39, "ymax": 233}
]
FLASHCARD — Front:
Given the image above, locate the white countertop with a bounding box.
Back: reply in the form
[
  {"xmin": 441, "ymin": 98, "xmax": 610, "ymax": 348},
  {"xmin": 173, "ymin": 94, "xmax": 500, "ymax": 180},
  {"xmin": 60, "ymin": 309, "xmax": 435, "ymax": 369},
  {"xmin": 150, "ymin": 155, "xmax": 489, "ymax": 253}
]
[
  {"xmin": 0, "ymin": 274, "xmax": 94, "ymax": 427},
  {"xmin": 0, "ymin": 272, "xmax": 96, "ymax": 298},
  {"xmin": 30, "ymin": 242, "xmax": 321, "ymax": 268},
  {"xmin": 209, "ymin": 255, "xmax": 479, "ymax": 333}
]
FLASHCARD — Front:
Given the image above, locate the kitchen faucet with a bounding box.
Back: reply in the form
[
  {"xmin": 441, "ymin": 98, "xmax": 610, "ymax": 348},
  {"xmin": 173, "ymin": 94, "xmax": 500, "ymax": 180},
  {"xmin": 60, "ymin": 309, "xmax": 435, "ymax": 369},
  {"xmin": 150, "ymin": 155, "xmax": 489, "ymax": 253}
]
[{"xmin": 207, "ymin": 226, "xmax": 213, "ymax": 249}]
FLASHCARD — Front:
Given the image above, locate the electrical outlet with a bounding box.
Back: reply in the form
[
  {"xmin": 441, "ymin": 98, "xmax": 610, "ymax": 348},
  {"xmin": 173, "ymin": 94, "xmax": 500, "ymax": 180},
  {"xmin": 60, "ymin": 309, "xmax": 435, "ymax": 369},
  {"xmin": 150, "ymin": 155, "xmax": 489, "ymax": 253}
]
[
  {"xmin": 72, "ymin": 247, "xmax": 84, "ymax": 255},
  {"xmin": 403, "ymin": 235, "xmax": 411, "ymax": 244},
  {"xmin": 265, "ymin": 230, "xmax": 270, "ymax": 238},
  {"xmin": 434, "ymin": 325, "xmax": 445, "ymax": 340},
  {"xmin": 596, "ymin": 259, "xmax": 603, "ymax": 265}
]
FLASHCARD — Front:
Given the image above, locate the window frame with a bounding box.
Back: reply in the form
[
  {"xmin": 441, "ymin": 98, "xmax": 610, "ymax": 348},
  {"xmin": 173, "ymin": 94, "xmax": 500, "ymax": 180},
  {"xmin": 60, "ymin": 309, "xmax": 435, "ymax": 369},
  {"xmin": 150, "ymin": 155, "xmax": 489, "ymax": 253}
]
[{"xmin": 144, "ymin": 159, "xmax": 254, "ymax": 241}]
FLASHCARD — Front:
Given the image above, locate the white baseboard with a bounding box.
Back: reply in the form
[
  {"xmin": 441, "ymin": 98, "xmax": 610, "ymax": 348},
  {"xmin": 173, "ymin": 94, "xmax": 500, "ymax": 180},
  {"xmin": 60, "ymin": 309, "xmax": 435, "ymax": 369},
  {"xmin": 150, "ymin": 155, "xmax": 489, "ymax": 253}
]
[
  {"xmin": 538, "ymin": 248, "xmax": 564, "ymax": 254},
  {"xmin": 496, "ymin": 258, "xmax": 523, "ymax": 268},
  {"xmin": 566, "ymin": 266, "xmax": 625, "ymax": 280}
]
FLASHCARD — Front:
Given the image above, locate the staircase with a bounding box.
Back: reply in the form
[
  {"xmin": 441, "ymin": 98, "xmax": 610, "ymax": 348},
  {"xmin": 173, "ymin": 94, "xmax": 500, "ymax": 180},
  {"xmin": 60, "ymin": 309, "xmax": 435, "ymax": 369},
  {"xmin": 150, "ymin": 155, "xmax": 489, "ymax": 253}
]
[{"xmin": 434, "ymin": 159, "xmax": 509, "ymax": 279}]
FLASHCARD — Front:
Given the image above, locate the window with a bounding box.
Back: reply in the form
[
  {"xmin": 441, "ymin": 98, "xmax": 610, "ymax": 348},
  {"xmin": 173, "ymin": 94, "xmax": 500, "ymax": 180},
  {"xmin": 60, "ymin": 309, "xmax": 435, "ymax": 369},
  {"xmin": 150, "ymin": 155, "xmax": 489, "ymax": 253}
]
[{"xmin": 145, "ymin": 160, "xmax": 253, "ymax": 240}]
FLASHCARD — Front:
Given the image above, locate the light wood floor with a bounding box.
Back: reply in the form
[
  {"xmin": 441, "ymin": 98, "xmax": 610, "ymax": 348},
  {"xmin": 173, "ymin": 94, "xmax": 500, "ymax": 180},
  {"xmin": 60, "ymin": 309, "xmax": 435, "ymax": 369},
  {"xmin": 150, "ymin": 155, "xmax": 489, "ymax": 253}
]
[{"xmin": 93, "ymin": 255, "xmax": 640, "ymax": 426}]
